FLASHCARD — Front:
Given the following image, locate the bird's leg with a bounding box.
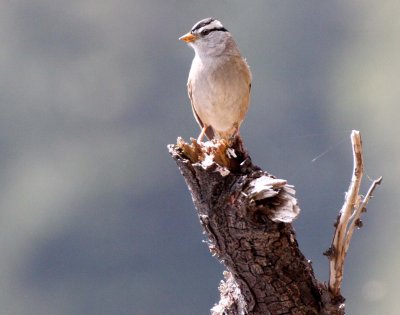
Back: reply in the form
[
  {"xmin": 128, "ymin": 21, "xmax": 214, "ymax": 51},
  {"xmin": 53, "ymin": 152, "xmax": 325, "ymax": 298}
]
[
  {"xmin": 197, "ymin": 126, "xmax": 207, "ymax": 143},
  {"xmin": 228, "ymin": 124, "xmax": 240, "ymax": 144}
]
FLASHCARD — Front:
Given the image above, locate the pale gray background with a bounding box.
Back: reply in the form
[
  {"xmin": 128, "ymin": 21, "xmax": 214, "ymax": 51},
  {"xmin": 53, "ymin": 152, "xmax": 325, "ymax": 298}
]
[{"xmin": 0, "ymin": 1, "xmax": 398, "ymax": 314}]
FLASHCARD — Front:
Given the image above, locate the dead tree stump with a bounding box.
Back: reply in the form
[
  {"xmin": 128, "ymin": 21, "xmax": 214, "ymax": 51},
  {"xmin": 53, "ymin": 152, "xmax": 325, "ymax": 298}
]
[{"xmin": 168, "ymin": 132, "xmax": 380, "ymax": 315}]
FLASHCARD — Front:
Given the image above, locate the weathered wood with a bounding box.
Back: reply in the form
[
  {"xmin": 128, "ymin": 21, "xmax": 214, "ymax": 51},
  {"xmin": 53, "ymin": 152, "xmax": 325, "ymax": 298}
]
[
  {"xmin": 328, "ymin": 131, "xmax": 382, "ymax": 296},
  {"xmin": 168, "ymin": 136, "xmax": 347, "ymax": 314}
]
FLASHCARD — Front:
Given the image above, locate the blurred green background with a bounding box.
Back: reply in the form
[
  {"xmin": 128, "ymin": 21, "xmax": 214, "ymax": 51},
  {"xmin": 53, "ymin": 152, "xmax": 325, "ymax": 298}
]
[{"xmin": 0, "ymin": 1, "xmax": 398, "ymax": 314}]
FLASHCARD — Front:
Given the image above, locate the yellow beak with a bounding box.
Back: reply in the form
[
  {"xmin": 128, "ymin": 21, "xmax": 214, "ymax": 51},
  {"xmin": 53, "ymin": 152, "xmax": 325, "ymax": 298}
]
[{"xmin": 179, "ymin": 32, "xmax": 198, "ymax": 43}]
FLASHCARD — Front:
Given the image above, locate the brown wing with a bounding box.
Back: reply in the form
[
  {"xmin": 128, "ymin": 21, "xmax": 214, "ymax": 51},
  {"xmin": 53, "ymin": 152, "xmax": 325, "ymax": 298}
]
[{"xmin": 187, "ymin": 79, "xmax": 214, "ymax": 139}]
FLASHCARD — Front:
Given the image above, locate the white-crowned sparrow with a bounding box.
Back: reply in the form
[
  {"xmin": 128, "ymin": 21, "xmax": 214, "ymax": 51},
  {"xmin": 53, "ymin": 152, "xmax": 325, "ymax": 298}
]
[{"xmin": 179, "ymin": 17, "xmax": 252, "ymax": 142}]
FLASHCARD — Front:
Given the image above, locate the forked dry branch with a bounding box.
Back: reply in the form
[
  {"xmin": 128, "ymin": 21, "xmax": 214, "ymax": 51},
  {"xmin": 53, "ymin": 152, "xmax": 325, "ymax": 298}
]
[{"xmin": 327, "ymin": 130, "xmax": 382, "ymax": 296}]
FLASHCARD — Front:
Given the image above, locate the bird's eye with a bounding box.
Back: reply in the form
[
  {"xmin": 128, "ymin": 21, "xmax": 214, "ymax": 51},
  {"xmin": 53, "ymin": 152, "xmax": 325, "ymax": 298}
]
[{"xmin": 201, "ymin": 29, "xmax": 210, "ymax": 36}]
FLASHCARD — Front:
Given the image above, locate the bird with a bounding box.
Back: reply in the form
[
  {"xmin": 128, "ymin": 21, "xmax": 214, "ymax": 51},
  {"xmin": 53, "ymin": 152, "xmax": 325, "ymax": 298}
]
[{"xmin": 179, "ymin": 18, "xmax": 252, "ymax": 143}]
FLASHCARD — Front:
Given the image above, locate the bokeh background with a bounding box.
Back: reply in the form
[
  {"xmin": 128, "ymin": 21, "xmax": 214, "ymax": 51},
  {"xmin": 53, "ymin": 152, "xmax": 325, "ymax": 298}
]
[{"xmin": 0, "ymin": 1, "xmax": 398, "ymax": 314}]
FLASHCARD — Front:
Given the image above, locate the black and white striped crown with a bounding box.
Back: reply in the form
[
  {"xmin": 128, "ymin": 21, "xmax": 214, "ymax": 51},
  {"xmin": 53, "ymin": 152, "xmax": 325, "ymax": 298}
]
[{"xmin": 191, "ymin": 18, "xmax": 228, "ymax": 36}]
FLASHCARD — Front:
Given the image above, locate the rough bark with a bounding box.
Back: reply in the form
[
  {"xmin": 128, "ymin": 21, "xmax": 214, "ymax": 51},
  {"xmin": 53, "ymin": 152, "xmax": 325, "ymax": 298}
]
[
  {"xmin": 168, "ymin": 137, "xmax": 349, "ymax": 315},
  {"xmin": 169, "ymin": 130, "xmax": 382, "ymax": 314}
]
